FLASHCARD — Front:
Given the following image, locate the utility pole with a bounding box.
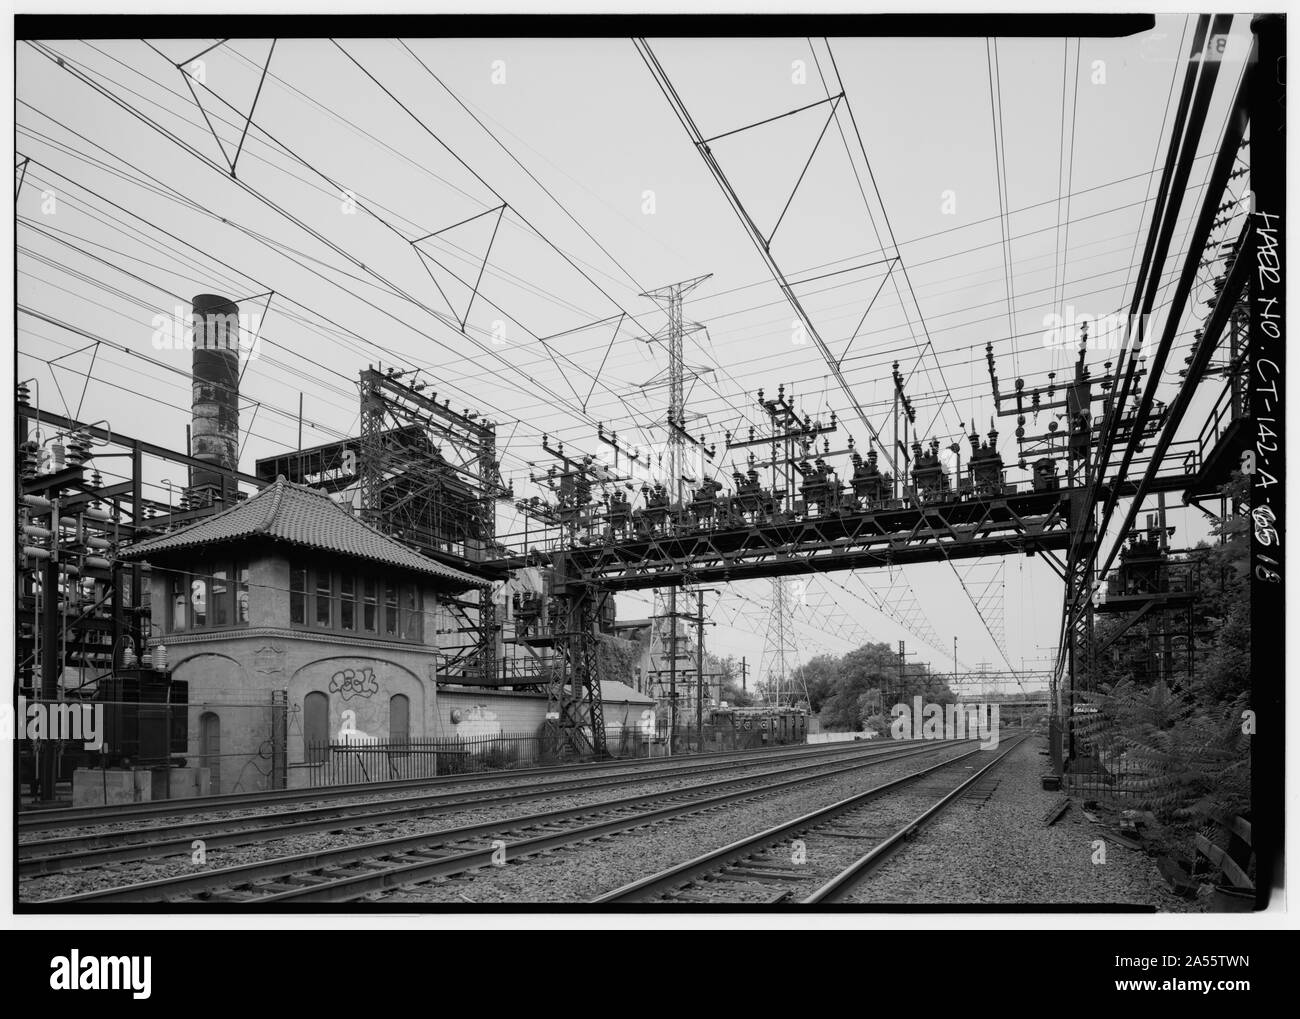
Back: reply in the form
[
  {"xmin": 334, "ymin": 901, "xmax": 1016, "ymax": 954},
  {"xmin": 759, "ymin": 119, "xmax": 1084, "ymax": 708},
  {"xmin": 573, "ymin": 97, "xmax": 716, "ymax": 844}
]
[
  {"xmin": 773, "ymin": 577, "xmax": 786, "ymax": 705},
  {"xmin": 953, "ymin": 635, "xmax": 958, "ymax": 689},
  {"xmin": 668, "ymin": 604, "xmax": 678, "ymax": 756},
  {"xmin": 696, "ymin": 591, "xmax": 705, "ymax": 745},
  {"xmin": 895, "ymin": 640, "xmax": 914, "ymax": 711},
  {"xmin": 692, "ymin": 588, "xmax": 718, "ymax": 747},
  {"xmin": 898, "ymin": 640, "xmax": 905, "ymax": 709},
  {"xmin": 741, "ymin": 656, "xmax": 747, "ymax": 693}
]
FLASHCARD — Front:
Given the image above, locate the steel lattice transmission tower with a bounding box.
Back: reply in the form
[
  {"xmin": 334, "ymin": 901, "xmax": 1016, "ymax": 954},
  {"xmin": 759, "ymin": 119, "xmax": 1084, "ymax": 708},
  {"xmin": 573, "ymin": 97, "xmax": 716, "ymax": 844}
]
[
  {"xmin": 640, "ymin": 274, "xmax": 713, "ymax": 504},
  {"xmin": 640, "ymin": 274, "xmax": 712, "ymax": 739},
  {"xmin": 759, "ymin": 578, "xmax": 803, "ymax": 706}
]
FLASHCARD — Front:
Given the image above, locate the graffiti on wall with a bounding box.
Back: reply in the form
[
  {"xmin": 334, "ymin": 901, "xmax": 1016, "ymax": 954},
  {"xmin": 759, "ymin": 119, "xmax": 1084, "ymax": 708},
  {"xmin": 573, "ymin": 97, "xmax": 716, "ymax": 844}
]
[
  {"xmin": 328, "ymin": 666, "xmax": 379, "ymax": 701},
  {"xmin": 450, "ymin": 704, "xmax": 501, "ymax": 740}
]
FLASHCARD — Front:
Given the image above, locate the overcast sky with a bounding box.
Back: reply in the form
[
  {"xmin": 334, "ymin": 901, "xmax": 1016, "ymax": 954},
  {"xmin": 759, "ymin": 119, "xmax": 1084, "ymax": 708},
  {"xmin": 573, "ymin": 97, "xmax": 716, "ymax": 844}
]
[{"xmin": 15, "ymin": 18, "xmax": 1256, "ymax": 691}]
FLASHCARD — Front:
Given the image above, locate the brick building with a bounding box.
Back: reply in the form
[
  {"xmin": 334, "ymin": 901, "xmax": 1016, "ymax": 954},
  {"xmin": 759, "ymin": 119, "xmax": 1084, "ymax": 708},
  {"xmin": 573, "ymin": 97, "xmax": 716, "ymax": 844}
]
[{"xmin": 120, "ymin": 478, "xmax": 486, "ymax": 792}]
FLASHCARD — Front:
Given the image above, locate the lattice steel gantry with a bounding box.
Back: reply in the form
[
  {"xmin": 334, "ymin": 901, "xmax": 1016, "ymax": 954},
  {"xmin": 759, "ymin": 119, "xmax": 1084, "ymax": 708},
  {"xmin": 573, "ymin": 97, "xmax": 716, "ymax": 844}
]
[{"xmin": 356, "ymin": 367, "xmax": 510, "ymax": 684}]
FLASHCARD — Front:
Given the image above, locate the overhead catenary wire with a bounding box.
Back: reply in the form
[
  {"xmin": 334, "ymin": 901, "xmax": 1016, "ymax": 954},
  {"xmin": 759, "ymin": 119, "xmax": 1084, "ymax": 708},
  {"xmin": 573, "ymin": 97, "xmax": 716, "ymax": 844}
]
[{"xmin": 17, "ymin": 31, "xmax": 1244, "ymax": 682}]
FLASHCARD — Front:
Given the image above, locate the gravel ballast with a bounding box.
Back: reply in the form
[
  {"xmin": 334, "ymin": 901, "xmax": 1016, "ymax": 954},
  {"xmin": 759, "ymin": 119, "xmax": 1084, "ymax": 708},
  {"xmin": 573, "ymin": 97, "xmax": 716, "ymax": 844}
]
[
  {"xmin": 19, "ymin": 741, "xmax": 958, "ymax": 902},
  {"xmin": 840, "ymin": 732, "xmax": 1200, "ymax": 909},
  {"xmin": 17, "ymin": 741, "xmax": 893, "ymax": 843},
  {"xmin": 376, "ymin": 743, "xmax": 978, "ymax": 903}
]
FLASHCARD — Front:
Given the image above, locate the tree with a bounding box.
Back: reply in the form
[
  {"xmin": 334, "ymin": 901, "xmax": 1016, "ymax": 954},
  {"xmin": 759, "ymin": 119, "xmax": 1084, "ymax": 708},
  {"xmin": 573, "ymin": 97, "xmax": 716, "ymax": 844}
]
[
  {"xmin": 716, "ymin": 655, "xmax": 756, "ymax": 707},
  {"xmin": 596, "ymin": 635, "xmax": 640, "ymax": 687},
  {"xmin": 789, "ymin": 654, "xmax": 840, "ymax": 713},
  {"xmin": 797, "ymin": 641, "xmax": 959, "ymax": 731},
  {"xmin": 1073, "ymin": 473, "xmax": 1252, "ymax": 851}
]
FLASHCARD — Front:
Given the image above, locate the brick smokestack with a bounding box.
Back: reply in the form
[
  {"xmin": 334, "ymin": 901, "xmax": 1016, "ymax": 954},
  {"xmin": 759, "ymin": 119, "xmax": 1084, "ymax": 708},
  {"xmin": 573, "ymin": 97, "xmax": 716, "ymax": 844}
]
[{"xmin": 190, "ymin": 294, "xmax": 241, "ymax": 502}]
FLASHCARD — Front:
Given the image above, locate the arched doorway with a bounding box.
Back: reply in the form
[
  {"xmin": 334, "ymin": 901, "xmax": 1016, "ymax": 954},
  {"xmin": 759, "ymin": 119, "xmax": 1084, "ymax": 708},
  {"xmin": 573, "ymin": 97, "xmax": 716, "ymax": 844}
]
[
  {"xmin": 199, "ymin": 711, "xmax": 221, "ymax": 793},
  {"xmin": 389, "ymin": 693, "xmax": 410, "ymax": 746},
  {"xmin": 304, "ymin": 691, "xmax": 329, "ymax": 764}
]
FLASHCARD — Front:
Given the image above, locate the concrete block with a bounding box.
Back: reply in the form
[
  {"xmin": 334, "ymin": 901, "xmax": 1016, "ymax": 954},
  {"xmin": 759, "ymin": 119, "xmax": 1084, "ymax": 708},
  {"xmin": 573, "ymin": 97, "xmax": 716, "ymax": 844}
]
[
  {"xmin": 72, "ymin": 768, "xmax": 152, "ymax": 807},
  {"xmin": 151, "ymin": 767, "xmax": 210, "ymax": 799}
]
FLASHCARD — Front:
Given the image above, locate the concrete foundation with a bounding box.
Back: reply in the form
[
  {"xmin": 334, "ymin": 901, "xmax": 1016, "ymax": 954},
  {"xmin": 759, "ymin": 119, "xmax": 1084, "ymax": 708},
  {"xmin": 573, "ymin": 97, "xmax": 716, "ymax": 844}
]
[{"xmin": 73, "ymin": 766, "xmax": 211, "ymax": 806}]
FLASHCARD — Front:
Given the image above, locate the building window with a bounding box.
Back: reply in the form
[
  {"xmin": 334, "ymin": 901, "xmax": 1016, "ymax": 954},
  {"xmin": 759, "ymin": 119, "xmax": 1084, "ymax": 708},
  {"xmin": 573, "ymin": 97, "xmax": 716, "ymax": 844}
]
[
  {"xmin": 236, "ymin": 565, "xmax": 249, "ymax": 623},
  {"xmin": 170, "ymin": 574, "xmax": 188, "ymax": 631},
  {"xmin": 304, "ymin": 691, "xmax": 328, "ymax": 765},
  {"xmin": 286, "ymin": 564, "xmax": 425, "ymax": 643},
  {"xmin": 363, "ymin": 577, "xmax": 378, "ymax": 633},
  {"xmin": 340, "ymin": 575, "xmax": 355, "ymax": 631},
  {"xmin": 191, "ymin": 574, "xmax": 207, "ymax": 627},
  {"xmin": 211, "ymin": 568, "xmax": 229, "ymax": 627},
  {"xmin": 384, "ymin": 580, "xmax": 398, "ymax": 637},
  {"xmin": 315, "ymin": 571, "xmax": 332, "ymax": 628},
  {"xmin": 289, "ymin": 565, "xmax": 307, "ymax": 626},
  {"xmin": 403, "ymin": 585, "xmax": 423, "ymax": 642},
  {"xmin": 167, "ymin": 562, "xmax": 250, "ymax": 633}
]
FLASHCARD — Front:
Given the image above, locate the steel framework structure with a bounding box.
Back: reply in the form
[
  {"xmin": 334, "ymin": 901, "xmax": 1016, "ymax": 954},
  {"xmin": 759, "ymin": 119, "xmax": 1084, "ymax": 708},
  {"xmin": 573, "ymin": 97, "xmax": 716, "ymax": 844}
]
[{"xmin": 356, "ymin": 367, "xmax": 509, "ymax": 684}]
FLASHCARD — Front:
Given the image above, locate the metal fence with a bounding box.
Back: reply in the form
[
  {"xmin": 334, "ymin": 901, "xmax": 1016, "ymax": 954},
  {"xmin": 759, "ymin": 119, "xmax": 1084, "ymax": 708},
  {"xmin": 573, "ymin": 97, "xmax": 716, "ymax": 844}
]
[
  {"xmin": 302, "ymin": 725, "xmax": 750, "ymax": 786},
  {"xmin": 618, "ymin": 722, "xmax": 801, "ymax": 757},
  {"xmin": 303, "ymin": 731, "xmax": 546, "ymax": 786},
  {"xmin": 18, "ymin": 700, "xmax": 813, "ymax": 804},
  {"xmin": 1063, "ymin": 744, "xmax": 1143, "ymax": 802}
]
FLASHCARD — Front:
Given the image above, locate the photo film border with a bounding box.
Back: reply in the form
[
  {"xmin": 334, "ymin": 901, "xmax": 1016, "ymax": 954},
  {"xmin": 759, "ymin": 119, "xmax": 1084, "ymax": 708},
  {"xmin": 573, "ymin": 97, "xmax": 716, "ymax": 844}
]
[
  {"xmin": 1246, "ymin": 12, "xmax": 1285, "ymax": 908},
  {"xmin": 14, "ymin": 12, "xmax": 1156, "ymax": 42}
]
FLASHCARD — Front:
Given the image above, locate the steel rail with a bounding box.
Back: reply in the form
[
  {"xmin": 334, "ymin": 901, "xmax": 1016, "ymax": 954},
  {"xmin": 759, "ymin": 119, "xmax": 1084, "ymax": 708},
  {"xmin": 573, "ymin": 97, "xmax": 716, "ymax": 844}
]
[
  {"xmin": 19, "ymin": 739, "xmax": 925, "ymax": 876},
  {"xmin": 592, "ymin": 736, "xmax": 1024, "ymax": 904},
  {"xmin": 36, "ymin": 740, "xmax": 970, "ymax": 905},
  {"xmin": 19, "ymin": 733, "xmax": 855, "ymax": 833},
  {"xmin": 804, "ymin": 736, "xmax": 1025, "ymax": 902}
]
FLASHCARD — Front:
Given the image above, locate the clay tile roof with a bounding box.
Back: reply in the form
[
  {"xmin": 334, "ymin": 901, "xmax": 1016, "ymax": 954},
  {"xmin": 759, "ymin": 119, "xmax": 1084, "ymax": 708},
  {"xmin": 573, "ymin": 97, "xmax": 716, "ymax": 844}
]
[
  {"xmin": 600, "ymin": 681, "xmax": 655, "ymax": 705},
  {"xmin": 120, "ymin": 477, "xmax": 484, "ymax": 589}
]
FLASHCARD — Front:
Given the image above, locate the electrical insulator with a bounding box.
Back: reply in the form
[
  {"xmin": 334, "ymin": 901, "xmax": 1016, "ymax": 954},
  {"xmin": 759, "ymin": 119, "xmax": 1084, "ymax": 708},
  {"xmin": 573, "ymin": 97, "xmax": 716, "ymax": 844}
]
[
  {"xmin": 67, "ymin": 432, "xmax": 92, "ymax": 465},
  {"xmin": 19, "ymin": 440, "xmax": 41, "ymax": 480}
]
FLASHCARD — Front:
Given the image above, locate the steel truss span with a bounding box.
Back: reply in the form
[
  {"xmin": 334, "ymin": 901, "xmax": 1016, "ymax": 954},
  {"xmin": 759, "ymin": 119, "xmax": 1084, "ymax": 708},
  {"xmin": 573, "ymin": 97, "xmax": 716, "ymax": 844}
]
[{"xmin": 558, "ymin": 487, "xmax": 1074, "ymax": 591}]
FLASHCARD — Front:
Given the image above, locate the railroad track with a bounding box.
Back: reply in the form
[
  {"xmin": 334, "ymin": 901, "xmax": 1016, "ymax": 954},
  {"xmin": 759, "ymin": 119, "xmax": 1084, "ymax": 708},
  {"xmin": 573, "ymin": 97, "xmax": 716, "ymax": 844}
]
[
  {"xmin": 32, "ymin": 739, "xmax": 973, "ymax": 905},
  {"xmin": 19, "ymin": 739, "xmax": 935, "ymax": 876},
  {"xmin": 593, "ymin": 734, "xmax": 1026, "ymax": 905},
  {"xmin": 19, "ymin": 736, "xmax": 881, "ymax": 835}
]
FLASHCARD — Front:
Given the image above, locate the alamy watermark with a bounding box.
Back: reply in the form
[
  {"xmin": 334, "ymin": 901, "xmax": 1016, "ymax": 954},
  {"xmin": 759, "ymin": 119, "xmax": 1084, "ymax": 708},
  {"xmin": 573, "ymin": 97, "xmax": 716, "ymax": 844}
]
[
  {"xmin": 50, "ymin": 951, "xmax": 151, "ymax": 999},
  {"xmin": 150, "ymin": 305, "xmax": 263, "ymax": 363},
  {"xmin": 1, "ymin": 696, "xmax": 103, "ymax": 750},
  {"xmin": 1042, "ymin": 306, "xmax": 1154, "ymax": 356},
  {"xmin": 890, "ymin": 696, "xmax": 1000, "ymax": 750}
]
